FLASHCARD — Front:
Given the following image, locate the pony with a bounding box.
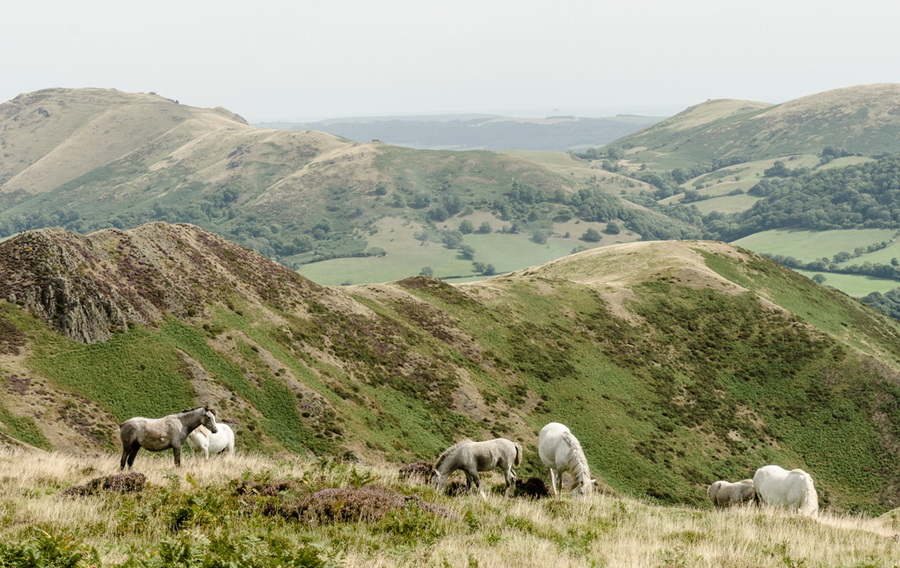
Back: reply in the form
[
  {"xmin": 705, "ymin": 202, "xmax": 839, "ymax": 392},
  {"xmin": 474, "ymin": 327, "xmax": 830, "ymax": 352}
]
[
  {"xmin": 431, "ymin": 438, "xmax": 522, "ymax": 498},
  {"xmin": 707, "ymin": 479, "xmax": 756, "ymax": 508},
  {"xmin": 119, "ymin": 406, "xmax": 217, "ymax": 470},
  {"xmin": 539, "ymin": 422, "xmax": 595, "ymax": 499},
  {"xmin": 187, "ymin": 423, "xmax": 234, "ymax": 459},
  {"xmin": 753, "ymin": 465, "xmax": 818, "ymax": 516}
]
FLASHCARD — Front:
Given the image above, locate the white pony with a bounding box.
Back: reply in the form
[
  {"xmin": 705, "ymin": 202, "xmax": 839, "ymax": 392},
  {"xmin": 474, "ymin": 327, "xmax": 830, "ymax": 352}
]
[
  {"xmin": 431, "ymin": 438, "xmax": 522, "ymax": 498},
  {"xmin": 187, "ymin": 423, "xmax": 235, "ymax": 459},
  {"xmin": 753, "ymin": 465, "xmax": 818, "ymax": 516},
  {"xmin": 539, "ymin": 422, "xmax": 595, "ymax": 499},
  {"xmin": 708, "ymin": 479, "xmax": 756, "ymax": 508}
]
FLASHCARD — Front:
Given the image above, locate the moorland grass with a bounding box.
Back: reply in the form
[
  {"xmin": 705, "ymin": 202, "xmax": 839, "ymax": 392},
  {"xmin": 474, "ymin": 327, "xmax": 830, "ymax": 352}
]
[
  {"xmin": 0, "ymin": 449, "xmax": 896, "ymax": 568},
  {"xmin": 28, "ymin": 323, "xmax": 196, "ymax": 424}
]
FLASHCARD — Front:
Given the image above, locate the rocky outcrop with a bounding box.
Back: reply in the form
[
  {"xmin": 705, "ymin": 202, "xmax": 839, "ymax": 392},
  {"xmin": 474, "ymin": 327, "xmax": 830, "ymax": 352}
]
[{"xmin": 0, "ymin": 223, "xmax": 325, "ymax": 343}]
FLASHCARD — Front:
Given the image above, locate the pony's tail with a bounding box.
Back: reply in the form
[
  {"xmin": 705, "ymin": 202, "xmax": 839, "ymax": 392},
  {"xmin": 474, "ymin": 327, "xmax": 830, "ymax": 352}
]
[{"xmin": 514, "ymin": 443, "xmax": 523, "ymax": 467}]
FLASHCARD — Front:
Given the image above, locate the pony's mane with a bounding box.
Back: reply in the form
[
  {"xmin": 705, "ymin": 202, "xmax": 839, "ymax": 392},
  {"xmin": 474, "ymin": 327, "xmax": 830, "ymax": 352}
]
[
  {"xmin": 561, "ymin": 431, "xmax": 591, "ymax": 483},
  {"xmin": 799, "ymin": 471, "xmax": 819, "ymax": 514},
  {"xmin": 434, "ymin": 440, "xmax": 471, "ymax": 470}
]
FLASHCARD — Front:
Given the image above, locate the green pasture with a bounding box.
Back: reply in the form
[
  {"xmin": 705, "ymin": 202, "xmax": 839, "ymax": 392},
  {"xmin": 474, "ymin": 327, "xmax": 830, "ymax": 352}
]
[
  {"xmin": 296, "ymin": 215, "xmax": 611, "ymax": 286},
  {"xmin": 687, "ymin": 192, "xmax": 760, "ymax": 214},
  {"xmin": 849, "ymin": 238, "xmax": 900, "ymax": 266},
  {"xmin": 689, "ymin": 155, "xmax": 819, "ymax": 190},
  {"xmin": 732, "ymin": 228, "xmax": 898, "ymax": 263},
  {"xmin": 732, "ymin": 228, "xmax": 900, "ymax": 296},
  {"xmin": 795, "ymin": 270, "xmax": 900, "ymax": 297},
  {"xmin": 818, "ymin": 155, "xmax": 875, "ymax": 170}
]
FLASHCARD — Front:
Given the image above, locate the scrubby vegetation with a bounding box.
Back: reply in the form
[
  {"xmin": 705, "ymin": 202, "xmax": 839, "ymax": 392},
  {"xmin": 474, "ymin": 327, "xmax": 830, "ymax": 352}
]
[{"xmin": 1, "ymin": 451, "xmax": 897, "ymax": 568}]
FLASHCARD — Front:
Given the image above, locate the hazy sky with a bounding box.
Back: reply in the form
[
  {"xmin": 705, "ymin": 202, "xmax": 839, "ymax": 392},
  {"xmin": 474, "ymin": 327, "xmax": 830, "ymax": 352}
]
[{"xmin": 3, "ymin": 0, "xmax": 898, "ymax": 122}]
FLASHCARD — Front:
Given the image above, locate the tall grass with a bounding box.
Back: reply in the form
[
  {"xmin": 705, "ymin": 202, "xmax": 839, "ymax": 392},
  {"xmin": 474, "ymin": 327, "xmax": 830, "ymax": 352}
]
[{"xmin": 2, "ymin": 449, "xmax": 896, "ymax": 567}]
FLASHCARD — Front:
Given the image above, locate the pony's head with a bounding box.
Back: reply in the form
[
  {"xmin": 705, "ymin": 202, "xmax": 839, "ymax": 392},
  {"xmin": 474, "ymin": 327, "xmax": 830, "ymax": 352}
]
[
  {"xmin": 430, "ymin": 468, "xmax": 445, "ymax": 487},
  {"xmin": 201, "ymin": 406, "xmax": 218, "ymax": 434},
  {"xmin": 572, "ymin": 477, "xmax": 596, "ymax": 499}
]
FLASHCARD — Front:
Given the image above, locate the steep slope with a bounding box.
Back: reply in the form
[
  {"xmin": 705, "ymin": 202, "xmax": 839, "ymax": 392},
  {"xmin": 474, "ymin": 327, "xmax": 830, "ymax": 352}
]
[
  {"xmin": 1, "ymin": 224, "xmax": 898, "ymax": 513},
  {"xmin": 608, "ymin": 83, "xmax": 900, "ymax": 170},
  {"xmin": 0, "ymin": 88, "xmax": 249, "ymax": 196}
]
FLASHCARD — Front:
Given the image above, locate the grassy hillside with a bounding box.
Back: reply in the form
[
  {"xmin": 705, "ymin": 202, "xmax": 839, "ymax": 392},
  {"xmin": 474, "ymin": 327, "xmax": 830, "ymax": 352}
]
[
  {"xmin": 1, "ymin": 224, "xmax": 899, "ymax": 517},
  {"xmin": 566, "ymin": 85, "xmax": 900, "ymax": 299},
  {"xmin": 0, "ymin": 88, "xmax": 673, "ymax": 286},
  {"xmin": 605, "ymin": 84, "xmax": 900, "ymax": 172},
  {"xmin": 1, "ymin": 451, "xmax": 897, "ymax": 567}
]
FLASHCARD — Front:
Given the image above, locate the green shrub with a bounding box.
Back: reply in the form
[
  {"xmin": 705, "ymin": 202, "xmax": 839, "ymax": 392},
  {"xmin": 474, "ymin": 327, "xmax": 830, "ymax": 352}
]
[{"xmin": 0, "ymin": 529, "xmax": 99, "ymax": 568}]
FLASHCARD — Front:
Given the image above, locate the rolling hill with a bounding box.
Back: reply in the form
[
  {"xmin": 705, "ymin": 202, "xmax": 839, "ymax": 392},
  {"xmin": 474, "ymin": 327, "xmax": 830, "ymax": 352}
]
[
  {"xmin": 1, "ymin": 222, "xmax": 899, "ymax": 514},
  {"xmin": 5, "ymin": 85, "xmax": 900, "ymax": 300},
  {"xmin": 605, "ymin": 83, "xmax": 900, "ymax": 172},
  {"xmin": 1, "ymin": 88, "xmax": 679, "ymax": 285},
  {"xmin": 567, "ymin": 84, "xmax": 900, "ymax": 299}
]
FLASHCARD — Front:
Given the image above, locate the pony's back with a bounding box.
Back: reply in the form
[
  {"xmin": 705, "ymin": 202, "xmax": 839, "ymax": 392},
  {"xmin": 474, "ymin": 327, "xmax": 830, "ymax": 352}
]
[
  {"xmin": 754, "ymin": 465, "xmax": 818, "ymax": 516},
  {"xmin": 538, "ymin": 422, "xmax": 569, "ymax": 468}
]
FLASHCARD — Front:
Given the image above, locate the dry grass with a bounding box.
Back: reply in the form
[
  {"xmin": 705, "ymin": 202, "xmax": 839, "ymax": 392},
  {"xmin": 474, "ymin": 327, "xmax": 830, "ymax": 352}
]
[{"xmin": 1, "ymin": 449, "xmax": 898, "ymax": 567}]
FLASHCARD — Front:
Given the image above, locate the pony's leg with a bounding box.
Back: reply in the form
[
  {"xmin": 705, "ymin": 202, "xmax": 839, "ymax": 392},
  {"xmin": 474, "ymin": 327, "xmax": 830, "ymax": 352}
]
[
  {"xmin": 504, "ymin": 467, "xmax": 516, "ymax": 497},
  {"xmin": 126, "ymin": 445, "xmax": 140, "ymax": 469},
  {"xmin": 466, "ymin": 469, "xmax": 485, "ymax": 498},
  {"xmin": 120, "ymin": 447, "xmax": 129, "ymax": 470},
  {"xmin": 549, "ymin": 468, "xmax": 559, "ymax": 496},
  {"xmin": 173, "ymin": 444, "xmax": 182, "ymax": 467}
]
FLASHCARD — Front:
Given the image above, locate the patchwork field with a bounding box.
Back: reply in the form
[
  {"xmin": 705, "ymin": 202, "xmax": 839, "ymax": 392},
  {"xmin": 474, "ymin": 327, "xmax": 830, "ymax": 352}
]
[
  {"xmin": 295, "ymin": 215, "xmax": 632, "ymax": 286},
  {"xmin": 733, "ymin": 228, "xmax": 898, "ymax": 263}
]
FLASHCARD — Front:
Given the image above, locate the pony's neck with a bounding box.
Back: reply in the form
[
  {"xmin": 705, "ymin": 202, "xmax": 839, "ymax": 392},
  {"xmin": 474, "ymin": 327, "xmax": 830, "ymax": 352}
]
[
  {"xmin": 178, "ymin": 407, "xmax": 204, "ymax": 427},
  {"xmin": 434, "ymin": 442, "xmax": 463, "ymax": 475}
]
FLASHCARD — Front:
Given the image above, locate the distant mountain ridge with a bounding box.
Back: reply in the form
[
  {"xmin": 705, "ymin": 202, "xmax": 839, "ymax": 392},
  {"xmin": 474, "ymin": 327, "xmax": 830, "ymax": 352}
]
[
  {"xmin": 5, "ymin": 84, "xmax": 900, "ymax": 295},
  {"xmin": 606, "ymin": 83, "xmax": 900, "ymax": 171},
  {"xmin": 260, "ymin": 114, "xmax": 663, "ymax": 151},
  {"xmin": 0, "ymin": 87, "xmax": 674, "ymax": 282}
]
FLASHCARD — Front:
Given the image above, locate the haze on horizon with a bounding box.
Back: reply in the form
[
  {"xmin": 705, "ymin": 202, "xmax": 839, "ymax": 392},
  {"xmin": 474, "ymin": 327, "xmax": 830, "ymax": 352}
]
[{"xmin": 2, "ymin": 0, "xmax": 898, "ymax": 123}]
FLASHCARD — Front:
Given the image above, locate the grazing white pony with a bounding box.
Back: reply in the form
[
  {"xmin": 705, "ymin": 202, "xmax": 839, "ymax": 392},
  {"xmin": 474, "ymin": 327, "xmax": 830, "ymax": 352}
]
[
  {"xmin": 753, "ymin": 465, "xmax": 818, "ymax": 516},
  {"xmin": 431, "ymin": 438, "xmax": 522, "ymax": 498},
  {"xmin": 707, "ymin": 479, "xmax": 756, "ymax": 508},
  {"xmin": 539, "ymin": 422, "xmax": 595, "ymax": 499},
  {"xmin": 187, "ymin": 423, "xmax": 235, "ymax": 459}
]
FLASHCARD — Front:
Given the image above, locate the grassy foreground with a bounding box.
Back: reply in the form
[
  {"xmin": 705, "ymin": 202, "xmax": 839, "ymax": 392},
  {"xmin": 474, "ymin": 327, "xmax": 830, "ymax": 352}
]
[{"xmin": 1, "ymin": 449, "xmax": 898, "ymax": 568}]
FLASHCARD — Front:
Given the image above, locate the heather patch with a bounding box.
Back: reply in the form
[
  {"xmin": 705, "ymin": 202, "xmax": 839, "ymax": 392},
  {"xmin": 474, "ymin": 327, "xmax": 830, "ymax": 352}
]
[
  {"xmin": 398, "ymin": 461, "xmax": 433, "ymax": 482},
  {"xmin": 275, "ymin": 486, "xmax": 455, "ymax": 525},
  {"xmin": 63, "ymin": 472, "xmax": 147, "ymax": 496}
]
